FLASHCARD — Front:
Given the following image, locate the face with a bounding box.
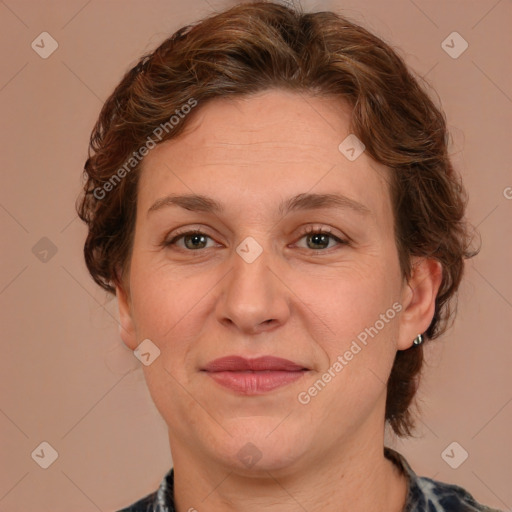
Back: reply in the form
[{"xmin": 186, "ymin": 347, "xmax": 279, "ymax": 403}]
[{"xmin": 117, "ymin": 89, "xmax": 440, "ymax": 474}]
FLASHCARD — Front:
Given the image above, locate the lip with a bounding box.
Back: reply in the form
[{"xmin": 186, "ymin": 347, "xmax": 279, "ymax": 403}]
[
  {"xmin": 202, "ymin": 356, "xmax": 309, "ymax": 395},
  {"xmin": 203, "ymin": 356, "xmax": 307, "ymax": 372}
]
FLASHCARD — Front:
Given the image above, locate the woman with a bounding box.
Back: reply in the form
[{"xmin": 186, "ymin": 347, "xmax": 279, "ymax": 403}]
[{"xmin": 77, "ymin": 2, "xmax": 499, "ymax": 511}]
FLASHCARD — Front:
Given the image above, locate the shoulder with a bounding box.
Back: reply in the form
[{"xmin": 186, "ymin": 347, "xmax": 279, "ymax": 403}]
[
  {"xmin": 115, "ymin": 467, "xmax": 175, "ymax": 512},
  {"xmin": 411, "ymin": 474, "xmax": 503, "ymax": 512},
  {"xmin": 384, "ymin": 447, "xmax": 503, "ymax": 512}
]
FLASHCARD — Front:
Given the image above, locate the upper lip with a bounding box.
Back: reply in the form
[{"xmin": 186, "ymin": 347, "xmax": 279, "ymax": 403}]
[{"xmin": 202, "ymin": 356, "xmax": 308, "ymax": 372}]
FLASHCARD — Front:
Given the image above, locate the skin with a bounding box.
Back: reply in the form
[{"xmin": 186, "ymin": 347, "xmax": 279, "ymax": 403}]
[{"xmin": 116, "ymin": 89, "xmax": 442, "ymax": 512}]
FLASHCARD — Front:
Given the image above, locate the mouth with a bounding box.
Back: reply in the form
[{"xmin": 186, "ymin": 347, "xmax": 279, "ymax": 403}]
[{"xmin": 201, "ymin": 356, "xmax": 310, "ymax": 395}]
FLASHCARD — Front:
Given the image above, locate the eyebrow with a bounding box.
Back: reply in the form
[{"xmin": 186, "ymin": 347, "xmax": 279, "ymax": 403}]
[{"xmin": 147, "ymin": 192, "xmax": 371, "ymax": 217}]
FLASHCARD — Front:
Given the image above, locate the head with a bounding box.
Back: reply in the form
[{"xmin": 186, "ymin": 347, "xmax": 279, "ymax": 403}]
[{"xmin": 78, "ymin": 1, "xmax": 476, "ymax": 471}]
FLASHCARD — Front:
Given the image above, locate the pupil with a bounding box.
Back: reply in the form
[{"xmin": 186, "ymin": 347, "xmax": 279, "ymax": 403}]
[
  {"xmin": 309, "ymin": 233, "xmax": 328, "ymax": 249},
  {"xmin": 187, "ymin": 234, "xmax": 206, "ymax": 249}
]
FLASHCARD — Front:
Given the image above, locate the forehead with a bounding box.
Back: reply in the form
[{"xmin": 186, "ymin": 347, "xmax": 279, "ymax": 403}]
[{"xmin": 138, "ymin": 89, "xmax": 392, "ymax": 222}]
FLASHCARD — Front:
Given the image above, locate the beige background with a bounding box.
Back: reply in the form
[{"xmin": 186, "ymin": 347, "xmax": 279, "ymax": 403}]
[{"xmin": 0, "ymin": 0, "xmax": 511, "ymax": 510}]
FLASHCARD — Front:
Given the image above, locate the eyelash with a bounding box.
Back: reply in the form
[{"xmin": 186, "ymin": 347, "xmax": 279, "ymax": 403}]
[{"xmin": 163, "ymin": 225, "xmax": 348, "ymax": 252}]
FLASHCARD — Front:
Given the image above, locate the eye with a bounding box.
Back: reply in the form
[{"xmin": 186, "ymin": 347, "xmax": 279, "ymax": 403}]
[
  {"xmin": 162, "ymin": 226, "xmax": 348, "ymax": 252},
  {"xmin": 294, "ymin": 226, "xmax": 347, "ymax": 251},
  {"xmin": 164, "ymin": 230, "xmax": 218, "ymax": 250}
]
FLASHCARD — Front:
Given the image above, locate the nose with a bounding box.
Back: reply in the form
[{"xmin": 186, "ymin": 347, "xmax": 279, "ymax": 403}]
[{"xmin": 215, "ymin": 239, "xmax": 291, "ymax": 335}]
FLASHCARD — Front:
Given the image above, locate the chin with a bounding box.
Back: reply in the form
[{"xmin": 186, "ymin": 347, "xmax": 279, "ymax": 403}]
[
  {"xmin": 229, "ymin": 444, "xmax": 306, "ymax": 476},
  {"xmin": 210, "ymin": 418, "xmax": 311, "ymax": 475}
]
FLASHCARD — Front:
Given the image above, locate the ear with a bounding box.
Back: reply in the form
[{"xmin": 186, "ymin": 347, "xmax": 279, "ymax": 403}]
[
  {"xmin": 115, "ymin": 282, "xmax": 138, "ymax": 351},
  {"xmin": 397, "ymin": 257, "xmax": 443, "ymax": 350}
]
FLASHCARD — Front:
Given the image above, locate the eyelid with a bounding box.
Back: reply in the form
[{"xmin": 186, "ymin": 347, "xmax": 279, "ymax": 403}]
[
  {"xmin": 293, "ymin": 224, "xmax": 349, "ymax": 248},
  {"xmin": 163, "ymin": 225, "xmax": 220, "ymax": 247},
  {"xmin": 296, "ymin": 223, "xmax": 348, "ymax": 240}
]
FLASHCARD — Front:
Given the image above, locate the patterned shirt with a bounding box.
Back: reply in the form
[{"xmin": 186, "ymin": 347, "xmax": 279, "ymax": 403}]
[{"xmin": 117, "ymin": 447, "xmax": 503, "ymax": 511}]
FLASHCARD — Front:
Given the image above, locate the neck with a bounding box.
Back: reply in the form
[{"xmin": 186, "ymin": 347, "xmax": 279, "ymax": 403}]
[{"xmin": 170, "ymin": 421, "xmax": 407, "ymax": 512}]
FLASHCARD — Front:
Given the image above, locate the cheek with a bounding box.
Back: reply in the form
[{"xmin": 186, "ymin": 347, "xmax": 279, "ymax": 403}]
[
  {"xmin": 294, "ymin": 260, "xmax": 402, "ymax": 414},
  {"xmin": 127, "ymin": 260, "xmax": 214, "ymax": 424},
  {"xmin": 298, "ymin": 262, "xmax": 400, "ymax": 347},
  {"xmin": 299, "ymin": 272, "xmax": 400, "ymax": 418},
  {"xmin": 129, "ymin": 256, "xmax": 204, "ymax": 336},
  {"xmin": 127, "ymin": 254, "xmax": 225, "ymax": 382}
]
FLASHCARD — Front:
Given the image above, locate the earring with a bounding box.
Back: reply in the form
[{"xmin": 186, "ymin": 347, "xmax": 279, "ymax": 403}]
[{"xmin": 413, "ymin": 333, "xmax": 424, "ymax": 346}]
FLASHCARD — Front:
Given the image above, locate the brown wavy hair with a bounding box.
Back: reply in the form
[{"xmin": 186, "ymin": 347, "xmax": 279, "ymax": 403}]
[{"xmin": 77, "ymin": 0, "xmax": 477, "ymax": 436}]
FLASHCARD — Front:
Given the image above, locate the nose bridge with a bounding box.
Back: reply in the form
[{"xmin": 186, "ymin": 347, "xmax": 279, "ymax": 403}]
[{"xmin": 216, "ymin": 234, "xmax": 289, "ymax": 333}]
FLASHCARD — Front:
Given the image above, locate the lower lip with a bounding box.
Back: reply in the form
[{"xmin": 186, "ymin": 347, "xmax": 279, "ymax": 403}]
[{"xmin": 204, "ymin": 370, "xmax": 306, "ymax": 395}]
